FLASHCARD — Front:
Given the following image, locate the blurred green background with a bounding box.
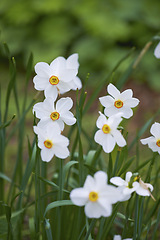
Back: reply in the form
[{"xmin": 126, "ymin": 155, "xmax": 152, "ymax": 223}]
[{"xmin": 1, "ymin": 0, "xmax": 160, "ymax": 90}]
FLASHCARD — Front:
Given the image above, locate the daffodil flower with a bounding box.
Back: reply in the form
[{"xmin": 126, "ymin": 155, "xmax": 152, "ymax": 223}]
[
  {"xmin": 140, "ymin": 122, "xmax": 160, "ymax": 154},
  {"xmin": 94, "ymin": 112, "xmax": 126, "ymax": 153},
  {"xmin": 33, "ymin": 124, "xmax": 69, "ymax": 162},
  {"xmin": 70, "ymin": 171, "xmax": 121, "ymax": 218},
  {"xmin": 33, "ymin": 54, "xmax": 79, "ymax": 100},
  {"xmin": 110, "ymin": 172, "xmax": 139, "ymax": 201},
  {"xmin": 33, "ymin": 97, "xmax": 76, "ymax": 131},
  {"xmin": 99, "ymin": 83, "xmax": 139, "ymax": 119},
  {"xmin": 154, "ymin": 42, "xmax": 160, "ymax": 59}
]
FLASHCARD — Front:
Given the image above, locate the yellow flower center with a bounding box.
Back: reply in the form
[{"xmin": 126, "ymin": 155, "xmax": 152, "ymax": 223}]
[
  {"xmin": 44, "ymin": 140, "xmax": 53, "ymax": 149},
  {"xmin": 114, "ymin": 100, "xmax": 123, "ymax": 108},
  {"xmin": 89, "ymin": 191, "xmax": 98, "ymax": 202},
  {"xmin": 156, "ymin": 139, "xmax": 160, "ymax": 147},
  {"xmin": 49, "ymin": 75, "xmax": 59, "ymax": 85},
  {"xmin": 102, "ymin": 124, "xmax": 111, "ymax": 134},
  {"xmin": 50, "ymin": 111, "xmax": 60, "ymax": 121}
]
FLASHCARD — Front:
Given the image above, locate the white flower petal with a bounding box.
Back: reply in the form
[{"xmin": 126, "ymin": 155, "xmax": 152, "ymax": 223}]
[
  {"xmin": 104, "ymin": 106, "xmax": 120, "ymax": 117},
  {"xmin": 50, "ymin": 56, "xmax": 66, "ymax": 73},
  {"xmin": 140, "ymin": 136, "xmax": 155, "ymax": 145},
  {"xmin": 44, "ymin": 85, "xmax": 58, "ymax": 100},
  {"xmin": 71, "ymin": 76, "xmax": 82, "ymax": 90},
  {"xmin": 150, "ymin": 122, "xmax": 160, "ymax": 138},
  {"xmin": 41, "ymin": 148, "xmax": 54, "ymax": 162},
  {"xmin": 102, "ymin": 134, "xmax": 116, "ymax": 153},
  {"xmin": 61, "ymin": 112, "xmax": 76, "ymax": 126},
  {"xmin": 154, "ymin": 42, "xmax": 160, "ymax": 59},
  {"xmin": 53, "ymin": 145, "xmax": 70, "ymax": 159},
  {"xmin": 59, "ymin": 69, "xmax": 78, "ymax": 82},
  {"xmin": 35, "ymin": 62, "xmax": 51, "ymax": 77},
  {"xmin": 112, "ymin": 130, "xmax": 126, "ymax": 147},
  {"xmin": 56, "ymin": 97, "xmax": 73, "ymax": 113},
  {"xmin": 120, "ymin": 89, "xmax": 133, "ymax": 100},
  {"xmin": 70, "ymin": 188, "xmax": 89, "ymax": 206},
  {"xmin": 83, "ymin": 175, "xmax": 95, "ymax": 191},
  {"xmin": 99, "ymin": 96, "xmax": 114, "ymax": 108},
  {"xmin": 67, "ymin": 53, "xmax": 79, "ymax": 69},
  {"xmin": 120, "ymin": 106, "xmax": 133, "ymax": 119},
  {"xmin": 33, "ymin": 75, "xmax": 49, "ymax": 90},
  {"xmin": 125, "ymin": 172, "xmax": 132, "ymax": 182},
  {"xmin": 113, "ymin": 235, "xmax": 121, "ymax": 240},
  {"xmin": 94, "ymin": 171, "xmax": 108, "ymax": 189},
  {"xmin": 94, "ymin": 130, "xmax": 106, "ymax": 145},
  {"xmin": 110, "ymin": 177, "xmax": 126, "ymax": 187},
  {"xmin": 107, "ymin": 83, "xmax": 120, "ymax": 98},
  {"xmin": 85, "ymin": 201, "xmax": 112, "ymax": 218},
  {"xmin": 124, "ymin": 98, "xmax": 139, "ymax": 108},
  {"xmin": 96, "ymin": 112, "xmax": 107, "ymax": 129}
]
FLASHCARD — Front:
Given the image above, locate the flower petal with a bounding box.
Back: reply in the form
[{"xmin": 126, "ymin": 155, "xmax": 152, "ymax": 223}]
[
  {"xmin": 56, "ymin": 97, "xmax": 73, "ymax": 113},
  {"xmin": 104, "ymin": 106, "xmax": 120, "ymax": 117},
  {"xmin": 111, "ymin": 130, "xmax": 126, "ymax": 147},
  {"xmin": 85, "ymin": 201, "xmax": 112, "ymax": 218},
  {"xmin": 124, "ymin": 98, "xmax": 139, "ymax": 108},
  {"xmin": 83, "ymin": 175, "xmax": 95, "ymax": 191},
  {"xmin": 107, "ymin": 83, "xmax": 120, "ymax": 99},
  {"xmin": 41, "ymin": 148, "xmax": 54, "ymax": 162},
  {"xmin": 150, "ymin": 122, "xmax": 160, "ymax": 138},
  {"xmin": 33, "ymin": 75, "xmax": 49, "ymax": 90},
  {"xmin": 125, "ymin": 172, "xmax": 132, "ymax": 182},
  {"xmin": 70, "ymin": 188, "xmax": 89, "ymax": 206},
  {"xmin": 61, "ymin": 112, "xmax": 76, "ymax": 126},
  {"xmin": 120, "ymin": 89, "xmax": 133, "ymax": 100},
  {"xmin": 99, "ymin": 96, "xmax": 114, "ymax": 108},
  {"xmin": 102, "ymin": 134, "xmax": 116, "ymax": 153},
  {"xmin": 140, "ymin": 136, "xmax": 155, "ymax": 145},
  {"xmin": 96, "ymin": 112, "xmax": 107, "ymax": 129},
  {"xmin": 67, "ymin": 53, "xmax": 79, "ymax": 69},
  {"xmin": 110, "ymin": 177, "xmax": 126, "ymax": 187},
  {"xmin": 44, "ymin": 85, "xmax": 58, "ymax": 100},
  {"xmin": 53, "ymin": 145, "xmax": 70, "ymax": 159},
  {"xmin": 94, "ymin": 171, "xmax": 108, "ymax": 189},
  {"xmin": 154, "ymin": 42, "xmax": 160, "ymax": 59},
  {"xmin": 35, "ymin": 62, "xmax": 51, "ymax": 77}
]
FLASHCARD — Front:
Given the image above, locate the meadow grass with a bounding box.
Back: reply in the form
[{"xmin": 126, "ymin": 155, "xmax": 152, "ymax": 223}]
[{"xmin": 0, "ymin": 41, "xmax": 160, "ymax": 240}]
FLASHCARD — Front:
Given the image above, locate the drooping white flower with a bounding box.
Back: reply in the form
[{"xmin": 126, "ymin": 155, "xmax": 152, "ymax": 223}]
[
  {"xmin": 70, "ymin": 171, "xmax": 121, "ymax": 218},
  {"xmin": 33, "ymin": 97, "xmax": 76, "ymax": 131},
  {"xmin": 135, "ymin": 178, "xmax": 154, "ymax": 199},
  {"xmin": 154, "ymin": 42, "xmax": 160, "ymax": 59},
  {"xmin": 110, "ymin": 172, "xmax": 139, "ymax": 201},
  {"xmin": 140, "ymin": 122, "xmax": 160, "ymax": 154},
  {"xmin": 94, "ymin": 112, "xmax": 126, "ymax": 153},
  {"xmin": 33, "ymin": 124, "xmax": 69, "ymax": 162},
  {"xmin": 99, "ymin": 83, "xmax": 139, "ymax": 119},
  {"xmin": 113, "ymin": 235, "xmax": 132, "ymax": 240},
  {"xmin": 66, "ymin": 53, "xmax": 82, "ymax": 90},
  {"xmin": 33, "ymin": 54, "xmax": 79, "ymax": 100}
]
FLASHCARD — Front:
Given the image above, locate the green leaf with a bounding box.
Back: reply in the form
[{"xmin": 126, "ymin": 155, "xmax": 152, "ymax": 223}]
[
  {"xmin": 0, "ymin": 114, "xmax": 15, "ymax": 129},
  {"xmin": 44, "ymin": 200, "xmax": 73, "ymax": 217}
]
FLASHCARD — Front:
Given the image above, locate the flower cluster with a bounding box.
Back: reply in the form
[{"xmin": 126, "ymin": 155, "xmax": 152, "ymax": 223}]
[
  {"xmin": 33, "ymin": 54, "xmax": 81, "ymax": 162},
  {"xmin": 94, "ymin": 83, "xmax": 139, "ymax": 153}
]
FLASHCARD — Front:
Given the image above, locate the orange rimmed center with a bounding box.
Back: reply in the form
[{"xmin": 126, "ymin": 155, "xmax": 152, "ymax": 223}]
[
  {"xmin": 102, "ymin": 124, "xmax": 111, "ymax": 134},
  {"xmin": 44, "ymin": 140, "xmax": 53, "ymax": 149},
  {"xmin": 50, "ymin": 111, "xmax": 60, "ymax": 121},
  {"xmin": 89, "ymin": 191, "xmax": 98, "ymax": 202},
  {"xmin": 49, "ymin": 75, "xmax": 59, "ymax": 85},
  {"xmin": 156, "ymin": 139, "xmax": 160, "ymax": 147},
  {"xmin": 114, "ymin": 100, "xmax": 123, "ymax": 109}
]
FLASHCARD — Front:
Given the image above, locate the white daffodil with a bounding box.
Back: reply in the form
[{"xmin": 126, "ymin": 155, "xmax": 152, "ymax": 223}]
[
  {"xmin": 33, "ymin": 124, "xmax": 69, "ymax": 162},
  {"xmin": 154, "ymin": 42, "xmax": 160, "ymax": 59},
  {"xmin": 66, "ymin": 53, "xmax": 82, "ymax": 90},
  {"xmin": 135, "ymin": 178, "xmax": 155, "ymax": 200},
  {"xmin": 70, "ymin": 171, "xmax": 121, "ymax": 218},
  {"xmin": 114, "ymin": 235, "xmax": 132, "ymax": 240},
  {"xmin": 33, "ymin": 54, "xmax": 78, "ymax": 100},
  {"xmin": 110, "ymin": 172, "xmax": 139, "ymax": 201},
  {"xmin": 33, "ymin": 97, "xmax": 76, "ymax": 131},
  {"xmin": 94, "ymin": 112, "xmax": 126, "ymax": 153},
  {"xmin": 140, "ymin": 122, "xmax": 160, "ymax": 154},
  {"xmin": 99, "ymin": 83, "xmax": 139, "ymax": 119}
]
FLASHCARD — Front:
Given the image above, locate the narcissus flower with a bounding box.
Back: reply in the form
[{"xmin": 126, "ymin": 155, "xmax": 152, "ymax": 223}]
[
  {"xmin": 94, "ymin": 112, "xmax": 126, "ymax": 153},
  {"xmin": 110, "ymin": 172, "xmax": 139, "ymax": 201},
  {"xmin": 140, "ymin": 122, "xmax": 160, "ymax": 154},
  {"xmin": 135, "ymin": 178, "xmax": 154, "ymax": 199},
  {"xmin": 33, "ymin": 54, "xmax": 79, "ymax": 100},
  {"xmin": 70, "ymin": 171, "xmax": 121, "ymax": 218},
  {"xmin": 154, "ymin": 42, "xmax": 160, "ymax": 59},
  {"xmin": 99, "ymin": 83, "xmax": 139, "ymax": 119},
  {"xmin": 33, "ymin": 97, "xmax": 76, "ymax": 131},
  {"xmin": 33, "ymin": 124, "xmax": 69, "ymax": 162}
]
